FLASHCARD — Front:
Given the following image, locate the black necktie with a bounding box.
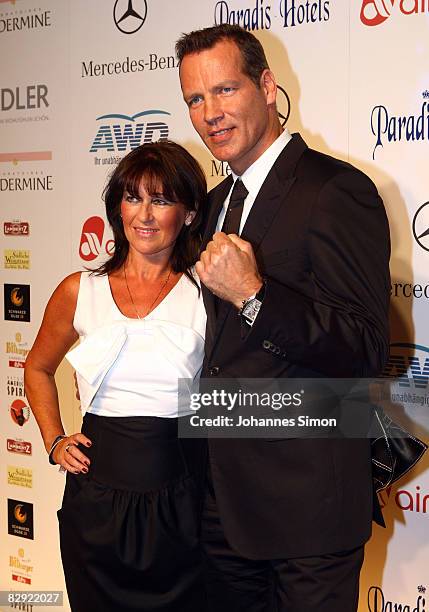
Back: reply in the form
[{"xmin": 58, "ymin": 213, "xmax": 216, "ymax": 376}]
[
  {"xmin": 222, "ymin": 178, "xmax": 248, "ymax": 235},
  {"xmin": 213, "ymin": 178, "xmax": 248, "ymax": 316}
]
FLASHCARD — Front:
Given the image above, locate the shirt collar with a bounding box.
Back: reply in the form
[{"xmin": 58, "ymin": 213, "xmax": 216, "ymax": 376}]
[{"xmin": 231, "ymin": 128, "xmax": 292, "ymax": 195}]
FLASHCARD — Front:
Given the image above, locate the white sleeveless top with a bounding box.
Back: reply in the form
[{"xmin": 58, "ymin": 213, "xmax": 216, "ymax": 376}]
[{"xmin": 66, "ymin": 271, "xmax": 206, "ymax": 418}]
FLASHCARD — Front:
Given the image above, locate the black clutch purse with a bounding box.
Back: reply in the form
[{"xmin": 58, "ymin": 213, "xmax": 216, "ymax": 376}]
[{"xmin": 371, "ymin": 405, "xmax": 428, "ymax": 492}]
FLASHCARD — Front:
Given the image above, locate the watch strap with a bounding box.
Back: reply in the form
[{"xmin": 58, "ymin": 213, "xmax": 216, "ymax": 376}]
[{"xmin": 239, "ymin": 280, "xmax": 266, "ymax": 326}]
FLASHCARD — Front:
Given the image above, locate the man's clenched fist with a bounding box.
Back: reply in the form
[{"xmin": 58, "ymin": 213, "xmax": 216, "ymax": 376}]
[{"xmin": 196, "ymin": 232, "xmax": 263, "ymax": 309}]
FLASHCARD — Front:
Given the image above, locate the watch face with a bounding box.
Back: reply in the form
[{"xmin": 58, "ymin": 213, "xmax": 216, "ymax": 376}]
[{"xmin": 242, "ymin": 298, "xmax": 261, "ymax": 322}]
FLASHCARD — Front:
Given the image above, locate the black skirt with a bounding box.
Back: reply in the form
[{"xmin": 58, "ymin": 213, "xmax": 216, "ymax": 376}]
[{"xmin": 58, "ymin": 412, "xmax": 207, "ymax": 612}]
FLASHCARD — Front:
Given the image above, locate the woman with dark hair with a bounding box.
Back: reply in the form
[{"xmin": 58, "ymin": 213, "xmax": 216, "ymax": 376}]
[{"xmin": 25, "ymin": 141, "xmax": 207, "ymax": 612}]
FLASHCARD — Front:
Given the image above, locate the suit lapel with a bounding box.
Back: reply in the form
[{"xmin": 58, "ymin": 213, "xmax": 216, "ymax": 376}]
[
  {"xmin": 241, "ymin": 133, "xmax": 307, "ymax": 250},
  {"xmin": 205, "ymin": 133, "xmax": 308, "ymax": 361}
]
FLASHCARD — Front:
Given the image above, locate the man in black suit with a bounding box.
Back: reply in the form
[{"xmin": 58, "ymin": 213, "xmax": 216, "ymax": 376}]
[{"xmin": 176, "ymin": 24, "xmax": 390, "ymax": 612}]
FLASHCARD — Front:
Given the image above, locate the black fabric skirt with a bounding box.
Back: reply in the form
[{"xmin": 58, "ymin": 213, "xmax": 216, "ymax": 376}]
[{"xmin": 58, "ymin": 412, "xmax": 207, "ymax": 612}]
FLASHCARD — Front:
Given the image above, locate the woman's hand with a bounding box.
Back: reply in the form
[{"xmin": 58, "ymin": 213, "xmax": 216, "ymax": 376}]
[{"xmin": 52, "ymin": 433, "xmax": 92, "ymax": 473}]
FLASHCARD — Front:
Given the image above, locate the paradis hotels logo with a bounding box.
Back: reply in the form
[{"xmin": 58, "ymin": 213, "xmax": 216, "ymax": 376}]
[
  {"xmin": 367, "ymin": 586, "xmax": 426, "ymax": 611},
  {"xmin": 360, "ymin": 0, "xmax": 429, "ymax": 26},
  {"xmin": 370, "ymin": 91, "xmax": 429, "ymax": 160}
]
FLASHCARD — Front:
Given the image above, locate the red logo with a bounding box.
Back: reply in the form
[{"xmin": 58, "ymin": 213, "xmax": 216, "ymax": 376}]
[
  {"xmin": 395, "ymin": 485, "xmax": 428, "ymax": 513},
  {"xmin": 378, "ymin": 486, "xmax": 392, "ymax": 508},
  {"xmin": 360, "ymin": 0, "xmax": 394, "ymax": 26},
  {"xmin": 79, "ymin": 216, "xmax": 115, "ymax": 261},
  {"xmin": 7, "ymin": 439, "xmax": 32, "ymax": 455},
  {"xmin": 361, "ymin": 0, "xmax": 429, "ymax": 26},
  {"xmin": 9, "ymin": 360, "xmax": 25, "ymax": 368},
  {"xmin": 378, "ymin": 484, "xmax": 428, "ymax": 513},
  {"xmin": 12, "ymin": 574, "xmax": 31, "ymax": 584},
  {"xmin": 10, "ymin": 399, "xmax": 30, "ymax": 427},
  {"xmin": 4, "ymin": 222, "xmax": 30, "ymax": 236}
]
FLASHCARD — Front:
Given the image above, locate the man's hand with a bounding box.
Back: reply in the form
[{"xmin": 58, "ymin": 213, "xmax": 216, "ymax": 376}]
[{"xmin": 196, "ymin": 232, "xmax": 263, "ymax": 308}]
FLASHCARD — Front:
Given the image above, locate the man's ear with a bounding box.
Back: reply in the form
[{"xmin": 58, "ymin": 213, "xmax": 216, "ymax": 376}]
[{"xmin": 260, "ymin": 69, "xmax": 277, "ymax": 106}]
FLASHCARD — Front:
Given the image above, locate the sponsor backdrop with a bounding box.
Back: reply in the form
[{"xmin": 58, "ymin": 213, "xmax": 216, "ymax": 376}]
[{"xmin": 0, "ymin": 0, "xmax": 428, "ymax": 610}]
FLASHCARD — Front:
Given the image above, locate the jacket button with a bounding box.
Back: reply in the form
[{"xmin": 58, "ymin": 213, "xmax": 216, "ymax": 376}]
[
  {"xmin": 263, "ymin": 340, "xmax": 271, "ymax": 350},
  {"xmin": 209, "ymin": 367, "xmax": 220, "ymax": 376}
]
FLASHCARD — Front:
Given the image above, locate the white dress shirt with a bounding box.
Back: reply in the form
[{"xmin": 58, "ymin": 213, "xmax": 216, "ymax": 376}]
[{"xmin": 216, "ymin": 128, "xmax": 292, "ymax": 234}]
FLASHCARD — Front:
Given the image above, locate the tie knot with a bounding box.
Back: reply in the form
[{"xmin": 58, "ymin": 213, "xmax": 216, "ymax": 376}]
[{"xmin": 229, "ymin": 178, "xmax": 248, "ymax": 207}]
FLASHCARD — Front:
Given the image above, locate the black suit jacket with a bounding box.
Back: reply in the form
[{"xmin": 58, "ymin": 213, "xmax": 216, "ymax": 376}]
[{"xmin": 200, "ymin": 133, "xmax": 391, "ymax": 559}]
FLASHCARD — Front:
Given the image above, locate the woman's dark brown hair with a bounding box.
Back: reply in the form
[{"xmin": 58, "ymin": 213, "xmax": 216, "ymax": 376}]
[{"xmin": 93, "ymin": 140, "xmax": 207, "ymax": 289}]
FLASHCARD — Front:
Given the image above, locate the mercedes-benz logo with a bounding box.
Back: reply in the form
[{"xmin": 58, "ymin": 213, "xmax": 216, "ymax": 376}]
[
  {"xmin": 412, "ymin": 201, "xmax": 429, "ymax": 252},
  {"xmin": 277, "ymin": 85, "xmax": 291, "ymax": 128},
  {"xmin": 113, "ymin": 0, "xmax": 147, "ymax": 35}
]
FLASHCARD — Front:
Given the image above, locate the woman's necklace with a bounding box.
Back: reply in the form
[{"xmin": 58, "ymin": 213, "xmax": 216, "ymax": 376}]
[{"xmin": 123, "ymin": 265, "xmax": 172, "ymax": 320}]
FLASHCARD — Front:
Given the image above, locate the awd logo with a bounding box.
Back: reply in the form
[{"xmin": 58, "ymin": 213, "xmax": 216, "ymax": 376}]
[
  {"xmin": 90, "ymin": 110, "xmax": 170, "ymax": 154},
  {"xmin": 361, "ymin": 0, "xmax": 429, "ymax": 26},
  {"xmin": 382, "ymin": 343, "xmax": 429, "ymax": 389}
]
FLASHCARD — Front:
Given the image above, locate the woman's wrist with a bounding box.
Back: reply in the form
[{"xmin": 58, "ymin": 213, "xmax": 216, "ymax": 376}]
[{"xmin": 48, "ymin": 434, "xmax": 67, "ymax": 465}]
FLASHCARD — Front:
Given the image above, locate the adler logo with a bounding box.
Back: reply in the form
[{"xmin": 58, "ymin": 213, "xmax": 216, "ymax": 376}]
[
  {"xmin": 361, "ymin": 0, "xmax": 429, "ymax": 27},
  {"xmin": 79, "ymin": 216, "xmax": 115, "ymax": 262}
]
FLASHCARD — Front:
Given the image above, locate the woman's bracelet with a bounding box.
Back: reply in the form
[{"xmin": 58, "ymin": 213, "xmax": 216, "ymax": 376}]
[{"xmin": 48, "ymin": 434, "xmax": 67, "ymax": 465}]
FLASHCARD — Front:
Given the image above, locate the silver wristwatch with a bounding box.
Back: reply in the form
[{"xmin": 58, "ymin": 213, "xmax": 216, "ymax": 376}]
[{"xmin": 239, "ymin": 282, "xmax": 265, "ymax": 326}]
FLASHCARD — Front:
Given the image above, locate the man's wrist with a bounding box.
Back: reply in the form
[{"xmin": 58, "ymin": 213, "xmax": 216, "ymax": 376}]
[
  {"xmin": 239, "ymin": 279, "xmax": 266, "ymax": 326},
  {"xmin": 233, "ymin": 278, "xmax": 264, "ymax": 310}
]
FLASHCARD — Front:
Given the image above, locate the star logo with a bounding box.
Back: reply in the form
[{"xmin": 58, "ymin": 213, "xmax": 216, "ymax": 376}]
[
  {"xmin": 113, "ymin": 0, "xmax": 147, "ymax": 35},
  {"xmin": 412, "ymin": 202, "xmax": 429, "ymax": 252},
  {"xmin": 277, "ymin": 85, "xmax": 291, "ymax": 128}
]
